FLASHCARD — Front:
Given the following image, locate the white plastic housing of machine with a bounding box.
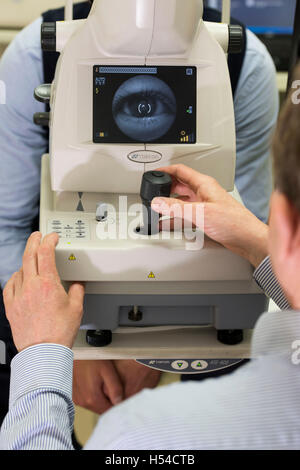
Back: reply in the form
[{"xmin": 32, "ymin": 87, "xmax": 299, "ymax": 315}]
[
  {"xmin": 49, "ymin": 0, "xmax": 236, "ymax": 193},
  {"xmin": 39, "ymin": 0, "xmax": 268, "ymax": 347}
]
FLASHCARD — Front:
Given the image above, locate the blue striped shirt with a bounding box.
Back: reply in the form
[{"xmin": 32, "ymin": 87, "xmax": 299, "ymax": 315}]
[{"xmin": 2, "ymin": 256, "xmax": 300, "ymax": 450}]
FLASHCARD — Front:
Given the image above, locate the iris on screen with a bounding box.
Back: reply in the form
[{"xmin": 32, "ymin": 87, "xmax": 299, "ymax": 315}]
[{"xmin": 112, "ymin": 75, "xmax": 177, "ymax": 142}]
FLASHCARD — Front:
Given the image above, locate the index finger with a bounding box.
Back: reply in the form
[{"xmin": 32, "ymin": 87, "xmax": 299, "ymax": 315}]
[
  {"xmin": 37, "ymin": 232, "xmax": 60, "ymax": 280},
  {"xmin": 156, "ymin": 164, "xmax": 216, "ymax": 198},
  {"xmin": 22, "ymin": 232, "xmax": 42, "ymax": 279}
]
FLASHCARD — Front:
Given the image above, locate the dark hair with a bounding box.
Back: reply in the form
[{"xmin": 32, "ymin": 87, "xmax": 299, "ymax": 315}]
[{"xmin": 273, "ymin": 65, "xmax": 300, "ymax": 213}]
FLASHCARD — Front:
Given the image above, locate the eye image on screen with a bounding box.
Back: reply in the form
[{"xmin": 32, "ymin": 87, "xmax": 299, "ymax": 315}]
[
  {"xmin": 112, "ymin": 75, "xmax": 177, "ymax": 142},
  {"xmin": 93, "ymin": 66, "xmax": 197, "ymax": 145}
]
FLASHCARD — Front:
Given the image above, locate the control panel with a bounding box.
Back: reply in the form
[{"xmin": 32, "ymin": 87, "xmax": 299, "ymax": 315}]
[
  {"xmin": 48, "ymin": 219, "xmax": 91, "ymax": 240},
  {"xmin": 137, "ymin": 358, "xmax": 244, "ymax": 374}
]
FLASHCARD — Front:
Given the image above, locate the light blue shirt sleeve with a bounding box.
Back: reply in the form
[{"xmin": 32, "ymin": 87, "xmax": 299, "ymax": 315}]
[
  {"xmin": 0, "ymin": 17, "xmax": 47, "ymax": 289},
  {"xmin": 0, "ymin": 344, "xmax": 74, "ymax": 450},
  {"xmin": 234, "ymin": 30, "xmax": 279, "ymax": 223}
]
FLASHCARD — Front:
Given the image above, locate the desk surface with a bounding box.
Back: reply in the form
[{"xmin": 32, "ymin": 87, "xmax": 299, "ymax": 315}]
[{"xmin": 73, "ymin": 327, "xmax": 253, "ymax": 360}]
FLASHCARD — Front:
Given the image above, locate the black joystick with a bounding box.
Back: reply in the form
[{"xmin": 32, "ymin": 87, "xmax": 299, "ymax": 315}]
[{"xmin": 140, "ymin": 171, "xmax": 172, "ymax": 235}]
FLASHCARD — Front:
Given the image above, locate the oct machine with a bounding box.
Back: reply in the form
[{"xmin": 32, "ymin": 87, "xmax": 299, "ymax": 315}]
[{"xmin": 35, "ymin": 0, "xmax": 268, "ymax": 353}]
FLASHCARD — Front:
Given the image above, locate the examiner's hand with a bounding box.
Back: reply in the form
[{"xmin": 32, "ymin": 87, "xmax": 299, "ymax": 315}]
[
  {"xmin": 151, "ymin": 164, "xmax": 269, "ymax": 268},
  {"xmin": 73, "ymin": 361, "xmax": 124, "ymax": 414},
  {"xmin": 3, "ymin": 232, "xmax": 85, "ymax": 352}
]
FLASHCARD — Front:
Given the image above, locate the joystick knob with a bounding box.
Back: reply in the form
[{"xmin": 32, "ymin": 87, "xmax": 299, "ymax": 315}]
[{"xmin": 140, "ymin": 171, "xmax": 172, "ymax": 235}]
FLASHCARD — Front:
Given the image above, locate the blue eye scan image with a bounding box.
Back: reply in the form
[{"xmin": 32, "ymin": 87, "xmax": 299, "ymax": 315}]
[
  {"xmin": 93, "ymin": 66, "xmax": 197, "ymax": 145},
  {"xmin": 112, "ymin": 75, "xmax": 177, "ymax": 142}
]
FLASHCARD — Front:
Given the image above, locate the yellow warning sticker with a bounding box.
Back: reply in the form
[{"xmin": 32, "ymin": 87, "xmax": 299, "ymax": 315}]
[
  {"xmin": 68, "ymin": 254, "xmax": 76, "ymax": 261},
  {"xmin": 148, "ymin": 272, "xmax": 155, "ymax": 279}
]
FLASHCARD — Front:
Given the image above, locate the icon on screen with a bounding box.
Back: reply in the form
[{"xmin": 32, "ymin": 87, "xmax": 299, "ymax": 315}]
[
  {"xmin": 186, "ymin": 68, "xmax": 193, "ymax": 76},
  {"xmin": 95, "ymin": 77, "xmax": 106, "ymax": 86}
]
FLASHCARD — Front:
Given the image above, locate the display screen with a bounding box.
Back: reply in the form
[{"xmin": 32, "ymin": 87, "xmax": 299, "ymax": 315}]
[
  {"xmin": 93, "ymin": 66, "xmax": 197, "ymax": 144},
  {"xmin": 207, "ymin": 0, "xmax": 296, "ymax": 35}
]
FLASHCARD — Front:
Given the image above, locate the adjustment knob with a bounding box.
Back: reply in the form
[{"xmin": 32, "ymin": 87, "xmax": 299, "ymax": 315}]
[
  {"xmin": 96, "ymin": 202, "xmax": 108, "ymax": 222},
  {"xmin": 33, "ymin": 112, "xmax": 50, "ymax": 127},
  {"xmin": 228, "ymin": 25, "xmax": 245, "ymax": 54},
  {"xmin": 34, "ymin": 84, "xmax": 51, "ymax": 104},
  {"xmin": 41, "ymin": 22, "xmax": 56, "ymax": 52}
]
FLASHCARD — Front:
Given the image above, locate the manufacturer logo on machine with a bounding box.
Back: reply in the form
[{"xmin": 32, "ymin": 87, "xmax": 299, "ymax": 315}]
[
  {"xmin": 148, "ymin": 271, "xmax": 156, "ymax": 279},
  {"xmin": 128, "ymin": 151, "xmax": 162, "ymax": 164},
  {"xmin": 68, "ymin": 254, "xmax": 77, "ymax": 261}
]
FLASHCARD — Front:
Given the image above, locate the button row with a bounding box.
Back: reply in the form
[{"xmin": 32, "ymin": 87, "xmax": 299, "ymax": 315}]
[
  {"xmin": 171, "ymin": 360, "xmax": 208, "ymax": 371},
  {"xmin": 48, "ymin": 220, "xmax": 90, "ymax": 240}
]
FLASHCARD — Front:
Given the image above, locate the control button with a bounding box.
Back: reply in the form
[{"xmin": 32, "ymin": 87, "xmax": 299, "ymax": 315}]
[
  {"xmin": 96, "ymin": 202, "xmax": 108, "ymax": 222},
  {"xmin": 191, "ymin": 360, "xmax": 208, "ymax": 371},
  {"xmin": 48, "ymin": 220, "xmax": 90, "ymax": 241},
  {"xmin": 171, "ymin": 360, "xmax": 189, "ymax": 371},
  {"xmin": 151, "ymin": 171, "xmax": 164, "ymax": 178}
]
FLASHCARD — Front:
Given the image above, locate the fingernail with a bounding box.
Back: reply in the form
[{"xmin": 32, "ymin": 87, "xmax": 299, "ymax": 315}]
[
  {"xmin": 113, "ymin": 396, "xmax": 123, "ymax": 405},
  {"xmin": 152, "ymin": 198, "xmax": 164, "ymax": 206}
]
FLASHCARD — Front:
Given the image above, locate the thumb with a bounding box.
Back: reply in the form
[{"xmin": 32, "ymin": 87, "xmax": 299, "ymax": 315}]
[
  {"xmin": 152, "ymin": 197, "xmax": 185, "ymax": 217},
  {"xmin": 152, "ymin": 197, "xmax": 202, "ymax": 227},
  {"xmin": 68, "ymin": 282, "xmax": 85, "ymax": 306}
]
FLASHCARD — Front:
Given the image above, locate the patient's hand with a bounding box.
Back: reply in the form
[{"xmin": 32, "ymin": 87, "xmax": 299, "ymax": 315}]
[
  {"xmin": 73, "ymin": 360, "xmax": 124, "ymax": 414},
  {"xmin": 3, "ymin": 232, "xmax": 85, "ymax": 351},
  {"xmin": 110, "ymin": 360, "xmax": 161, "ymax": 399},
  {"xmin": 151, "ymin": 164, "xmax": 269, "ymax": 268},
  {"xmin": 73, "ymin": 361, "xmax": 160, "ymax": 415}
]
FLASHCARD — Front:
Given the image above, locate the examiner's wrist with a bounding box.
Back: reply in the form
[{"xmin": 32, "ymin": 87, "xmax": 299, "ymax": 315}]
[{"xmin": 242, "ymin": 221, "xmax": 269, "ymax": 269}]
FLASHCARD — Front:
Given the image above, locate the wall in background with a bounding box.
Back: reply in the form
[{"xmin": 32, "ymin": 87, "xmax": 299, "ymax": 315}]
[
  {"xmin": 0, "ymin": 0, "xmax": 84, "ymax": 53},
  {"xmin": 0, "ymin": 0, "xmax": 83, "ymax": 28}
]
